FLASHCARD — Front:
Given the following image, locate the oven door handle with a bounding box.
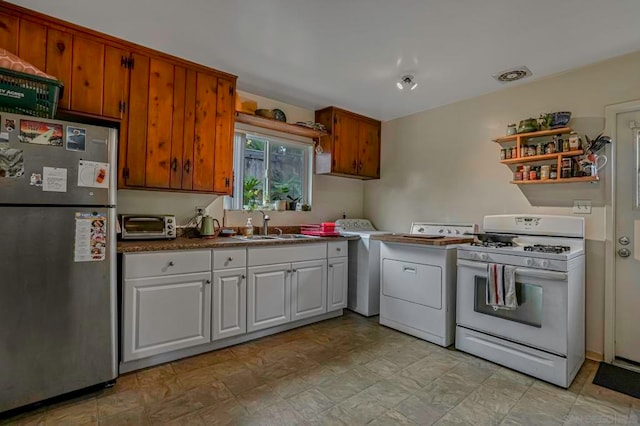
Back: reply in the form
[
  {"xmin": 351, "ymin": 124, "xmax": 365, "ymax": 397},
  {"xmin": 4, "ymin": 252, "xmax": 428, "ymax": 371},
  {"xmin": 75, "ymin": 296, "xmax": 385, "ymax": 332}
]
[{"xmin": 458, "ymin": 259, "xmax": 568, "ymax": 281}]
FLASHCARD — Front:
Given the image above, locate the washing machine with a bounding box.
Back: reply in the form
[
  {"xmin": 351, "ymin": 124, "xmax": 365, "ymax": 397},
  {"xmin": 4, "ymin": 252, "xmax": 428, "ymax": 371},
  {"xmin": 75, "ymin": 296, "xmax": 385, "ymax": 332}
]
[{"xmin": 335, "ymin": 219, "xmax": 391, "ymax": 316}]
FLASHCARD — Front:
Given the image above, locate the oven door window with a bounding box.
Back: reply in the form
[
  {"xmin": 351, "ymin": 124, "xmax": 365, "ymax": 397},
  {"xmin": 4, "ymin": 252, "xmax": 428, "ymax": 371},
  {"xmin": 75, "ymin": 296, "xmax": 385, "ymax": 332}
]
[
  {"xmin": 124, "ymin": 218, "xmax": 165, "ymax": 233},
  {"xmin": 473, "ymin": 276, "xmax": 542, "ymax": 328}
]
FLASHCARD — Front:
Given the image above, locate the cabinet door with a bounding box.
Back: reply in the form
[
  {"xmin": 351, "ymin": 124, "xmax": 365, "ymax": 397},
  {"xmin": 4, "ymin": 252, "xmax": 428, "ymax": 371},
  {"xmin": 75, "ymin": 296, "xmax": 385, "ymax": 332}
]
[
  {"xmin": 333, "ymin": 112, "xmax": 359, "ymax": 175},
  {"xmin": 0, "ymin": 12, "xmax": 18, "ymax": 54},
  {"xmin": 102, "ymin": 46, "xmax": 129, "ymax": 119},
  {"xmin": 45, "ymin": 28, "xmax": 73, "ymax": 110},
  {"xmin": 71, "ymin": 36, "xmax": 105, "ymax": 115},
  {"xmin": 170, "ymin": 66, "xmax": 186, "ymax": 189},
  {"xmin": 213, "ymin": 77, "xmax": 235, "ymax": 194},
  {"xmin": 192, "ymin": 72, "xmax": 217, "ymax": 192},
  {"xmin": 212, "ymin": 267, "xmax": 246, "ymax": 341},
  {"xmin": 123, "ymin": 272, "xmax": 212, "ymax": 362},
  {"xmin": 181, "ymin": 69, "xmax": 197, "ymax": 190},
  {"xmin": 123, "ymin": 53, "xmax": 149, "ymax": 187},
  {"xmin": 358, "ymin": 120, "xmax": 381, "ymax": 178},
  {"xmin": 247, "ymin": 264, "xmax": 290, "ymax": 332},
  {"xmin": 327, "ymin": 257, "xmax": 348, "ymax": 311},
  {"xmin": 291, "ymin": 259, "xmax": 327, "ymax": 321},
  {"xmin": 17, "ymin": 19, "xmax": 47, "ymax": 72},
  {"xmin": 145, "ymin": 57, "xmax": 175, "ymax": 188}
]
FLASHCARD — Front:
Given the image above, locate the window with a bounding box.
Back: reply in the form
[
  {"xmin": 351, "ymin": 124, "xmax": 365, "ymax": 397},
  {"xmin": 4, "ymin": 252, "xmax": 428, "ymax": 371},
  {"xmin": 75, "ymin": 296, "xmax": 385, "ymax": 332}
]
[{"xmin": 228, "ymin": 131, "xmax": 312, "ymax": 210}]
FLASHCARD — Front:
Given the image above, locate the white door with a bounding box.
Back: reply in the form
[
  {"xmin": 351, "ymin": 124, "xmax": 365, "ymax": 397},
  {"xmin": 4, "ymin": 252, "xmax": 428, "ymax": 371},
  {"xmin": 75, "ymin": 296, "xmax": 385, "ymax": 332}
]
[
  {"xmin": 291, "ymin": 259, "xmax": 327, "ymax": 321},
  {"xmin": 247, "ymin": 264, "xmax": 290, "ymax": 332},
  {"xmin": 615, "ymin": 110, "xmax": 640, "ymax": 364},
  {"xmin": 212, "ymin": 268, "xmax": 246, "ymax": 341},
  {"xmin": 328, "ymin": 257, "xmax": 348, "ymax": 311},
  {"xmin": 123, "ymin": 272, "xmax": 212, "ymax": 362}
]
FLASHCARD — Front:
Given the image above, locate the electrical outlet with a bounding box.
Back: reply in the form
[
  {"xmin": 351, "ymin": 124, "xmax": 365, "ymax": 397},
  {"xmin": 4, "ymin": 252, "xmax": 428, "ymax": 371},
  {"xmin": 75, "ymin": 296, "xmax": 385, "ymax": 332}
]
[
  {"xmin": 195, "ymin": 206, "xmax": 207, "ymax": 216},
  {"xmin": 573, "ymin": 200, "xmax": 592, "ymax": 214}
]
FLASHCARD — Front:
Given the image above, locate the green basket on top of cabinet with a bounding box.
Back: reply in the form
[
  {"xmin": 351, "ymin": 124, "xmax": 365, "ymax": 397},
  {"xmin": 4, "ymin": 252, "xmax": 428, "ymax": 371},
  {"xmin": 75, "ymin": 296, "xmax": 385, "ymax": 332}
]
[{"xmin": 0, "ymin": 67, "xmax": 63, "ymax": 118}]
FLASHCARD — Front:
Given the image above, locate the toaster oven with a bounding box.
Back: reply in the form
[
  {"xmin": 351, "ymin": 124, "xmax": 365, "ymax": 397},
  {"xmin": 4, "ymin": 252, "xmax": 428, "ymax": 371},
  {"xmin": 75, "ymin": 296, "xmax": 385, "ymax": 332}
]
[{"xmin": 120, "ymin": 214, "xmax": 176, "ymax": 240}]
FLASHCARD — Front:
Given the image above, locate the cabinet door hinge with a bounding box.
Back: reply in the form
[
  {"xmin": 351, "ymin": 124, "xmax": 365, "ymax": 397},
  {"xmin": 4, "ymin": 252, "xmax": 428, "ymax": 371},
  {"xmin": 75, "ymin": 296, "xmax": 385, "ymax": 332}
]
[
  {"xmin": 118, "ymin": 101, "xmax": 127, "ymax": 113},
  {"xmin": 129, "ymin": 57, "xmax": 135, "ymax": 69},
  {"xmin": 123, "ymin": 167, "xmax": 130, "ymax": 180},
  {"xmin": 229, "ymin": 86, "xmax": 234, "ymax": 96},
  {"xmin": 224, "ymin": 177, "xmax": 230, "ymax": 187},
  {"xmin": 121, "ymin": 56, "xmax": 128, "ymax": 68}
]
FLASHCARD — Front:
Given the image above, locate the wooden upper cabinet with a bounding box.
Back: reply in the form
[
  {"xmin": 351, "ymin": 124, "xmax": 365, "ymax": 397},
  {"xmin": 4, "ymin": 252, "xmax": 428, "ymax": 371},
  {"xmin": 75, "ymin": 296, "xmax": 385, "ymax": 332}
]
[
  {"xmin": 213, "ymin": 78, "xmax": 235, "ymax": 194},
  {"xmin": 315, "ymin": 106, "xmax": 381, "ymax": 180},
  {"xmin": 45, "ymin": 28, "xmax": 73, "ymax": 110},
  {"xmin": 71, "ymin": 36, "xmax": 105, "ymax": 115},
  {"xmin": 358, "ymin": 120, "xmax": 381, "ymax": 179},
  {"xmin": 17, "ymin": 19, "xmax": 46, "ymax": 71},
  {"xmin": 192, "ymin": 72, "xmax": 217, "ymax": 192},
  {"xmin": 124, "ymin": 53, "xmax": 150, "ymax": 188},
  {"xmin": 0, "ymin": 12, "xmax": 19, "ymax": 54}
]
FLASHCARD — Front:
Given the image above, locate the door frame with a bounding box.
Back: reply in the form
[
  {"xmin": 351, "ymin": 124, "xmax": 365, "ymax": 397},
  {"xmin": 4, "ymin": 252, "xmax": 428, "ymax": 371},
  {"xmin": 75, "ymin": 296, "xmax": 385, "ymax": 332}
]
[{"xmin": 603, "ymin": 99, "xmax": 640, "ymax": 365}]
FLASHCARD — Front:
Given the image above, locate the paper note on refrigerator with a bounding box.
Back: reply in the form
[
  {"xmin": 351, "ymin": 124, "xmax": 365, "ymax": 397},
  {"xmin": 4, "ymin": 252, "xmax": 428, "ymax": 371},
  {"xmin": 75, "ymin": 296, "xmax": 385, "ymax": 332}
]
[
  {"xmin": 78, "ymin": 160, "xmax": 109, "ymax": 188},
  {"xmin": 74, "ymin": 212, "xmax": 107, "ymax": 262},
  {"xmin": 42, "ymin": 167, "xmax": 67, "ymax": 192}
]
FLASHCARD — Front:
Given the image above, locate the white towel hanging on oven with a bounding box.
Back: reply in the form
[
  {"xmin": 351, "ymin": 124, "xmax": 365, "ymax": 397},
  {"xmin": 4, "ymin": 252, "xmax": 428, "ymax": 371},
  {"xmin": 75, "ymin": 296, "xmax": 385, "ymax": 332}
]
[{"xmin": 486, "ymin": 263, "xmax": 518, "ymax": 310}]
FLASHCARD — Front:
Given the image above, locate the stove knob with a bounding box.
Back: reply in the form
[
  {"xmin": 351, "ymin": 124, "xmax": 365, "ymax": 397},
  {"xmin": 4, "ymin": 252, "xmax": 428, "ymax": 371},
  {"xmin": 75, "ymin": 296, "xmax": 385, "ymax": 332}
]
[
  {"xmin": 541, "ymin": 260, "xmax": 550, "ymax": 268},
  {"xmin": 418, "ymin": 227, "xmax": 425, "ymax": 233},
  {"xmin": 479, "ymin": 253, "xmax": 488, "ymax": 261},
  {"xmin": 455, "ymin": 229, "xmax": 460, "ymax": 234},
  {"xmin": 526, "ymin": 258, "xmax": 534, "ymax": 266},
  {"xmin": 439, "ymin": 229, "xmax": 444, "ymax": 233},
  {"xmin": 447, "ymin": 229, "xmax": 452, "ymax": 234}
]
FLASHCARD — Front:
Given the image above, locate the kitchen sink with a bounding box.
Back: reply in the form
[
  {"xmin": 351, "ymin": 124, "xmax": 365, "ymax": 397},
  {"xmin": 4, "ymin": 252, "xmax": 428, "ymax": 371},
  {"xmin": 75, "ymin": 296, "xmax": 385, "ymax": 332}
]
[
  {"xmin": 276, "ymin": 234, "xmax": 317, "ymax": 239},
  {"xmin": 232, "ymin": 235, "xmax": 280, "ymax": 241}
]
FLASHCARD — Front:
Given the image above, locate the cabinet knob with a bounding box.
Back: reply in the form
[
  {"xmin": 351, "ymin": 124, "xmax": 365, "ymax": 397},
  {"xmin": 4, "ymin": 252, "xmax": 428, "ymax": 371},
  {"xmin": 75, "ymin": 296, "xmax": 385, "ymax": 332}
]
[
  {"xmin": 168, "ymin": 261, "xmax": 175, "ymax": 266},
  {"xmin": 227, "ymin": 257, "xmax": 233, "ymax": 262},
  {"xmin": 329, "ymin": 265, "xmax": 333, "ymax": 268},
  {"xmin": 171, "ymin": 157, "xmax": 178, "ymax": 172},
  {"xmin": 241, "ymin": 275, "xmax": 246, "ymax": 280},
  {"xmin": 292, "ymin": 269, "xmax": 297, "ymax": 273},
  {"xmin": 336, "ymin": 247, "xmax": 341, "ymax": 252},
  {"xmin": 205, "ymin": 279, "xmax": 211, "ymax": 284}
]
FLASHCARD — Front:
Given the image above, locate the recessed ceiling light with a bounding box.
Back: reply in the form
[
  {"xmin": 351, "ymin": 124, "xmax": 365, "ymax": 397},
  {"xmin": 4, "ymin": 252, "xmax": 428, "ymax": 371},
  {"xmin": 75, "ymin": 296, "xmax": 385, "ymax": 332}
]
[
  {"xmin": 492, "ymin": 66, "xmax": 532, "ymax": 83},
  {"xmin": 397, "ymin": 74, "xmax": 418, "ymax": 91}
]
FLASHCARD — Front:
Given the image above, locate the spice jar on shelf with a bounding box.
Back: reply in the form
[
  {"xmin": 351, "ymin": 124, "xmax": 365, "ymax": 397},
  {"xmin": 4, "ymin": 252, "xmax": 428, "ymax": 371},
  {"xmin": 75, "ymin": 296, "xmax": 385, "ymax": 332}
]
[
  {"xmin": 522, "ymin": 165, "xmax": 531, "ymax": 181},
  {"xmin": 540, "ymin": 165, "xmax": 550, "ymax": 180},
  {"xmin": 510, "ymin": 147, "xmax": 517, "ymax": 159},
  {"xmin": 568, "ymin": 132, "xmax": 581, "ymax": 150},
  {"xmin": 500, "ymin": 148, "xmax": 507, "ymax": 160},
  {"xmin": 545, "ymin": 142, "xmax": 556, "ymax": 154},
  {"xmin": 536, "ymin": 143, "xmax": 544, "ymax": 156},
  {"xmin": 550, "ymin": 165, "xmax": 558, "ymax": 179},
  {"xmin": 505, "ymin": 148, "xmax": 512, "ymax": 159}
]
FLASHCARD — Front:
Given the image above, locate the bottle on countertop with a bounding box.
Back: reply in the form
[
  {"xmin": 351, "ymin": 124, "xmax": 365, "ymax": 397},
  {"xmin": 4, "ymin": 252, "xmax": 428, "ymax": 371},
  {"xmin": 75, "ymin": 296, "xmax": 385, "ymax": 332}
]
[{"xmin": 245, "ymin": 217, "xmax": 254, "ymax": 238}]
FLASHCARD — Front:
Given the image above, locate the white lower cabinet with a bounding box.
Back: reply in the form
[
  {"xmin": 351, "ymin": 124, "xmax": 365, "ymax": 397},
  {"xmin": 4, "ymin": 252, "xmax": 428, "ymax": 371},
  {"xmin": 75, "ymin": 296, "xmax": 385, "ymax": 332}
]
[
  {"xmin": 327, "ymin": 257, "xmax": 348, "ymax": 311},
  {"xmin": 212, "ymin": 268, "xmax": 246, "ymax": 341},
  {"xmin": 247, "ymin": 263, "xmax": 291, "ymax": 332},
  {"xmin": 123, "ymin": 272, "xmax": 212, "ymax": 362},
  {"xmin": 291, "ymin": 259, "xmax": 327, "ymax": 321}
]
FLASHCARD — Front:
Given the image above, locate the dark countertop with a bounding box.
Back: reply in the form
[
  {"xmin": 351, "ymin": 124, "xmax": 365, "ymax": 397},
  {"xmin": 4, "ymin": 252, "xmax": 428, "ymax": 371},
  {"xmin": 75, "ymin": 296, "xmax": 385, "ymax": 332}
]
[
  {"xmin": 117, "ymin": 235, "xmax": 360, "ymax": 253},
  {"xmin": 370, "ymin": 234, "xmax": 475, "ymax": 246}
]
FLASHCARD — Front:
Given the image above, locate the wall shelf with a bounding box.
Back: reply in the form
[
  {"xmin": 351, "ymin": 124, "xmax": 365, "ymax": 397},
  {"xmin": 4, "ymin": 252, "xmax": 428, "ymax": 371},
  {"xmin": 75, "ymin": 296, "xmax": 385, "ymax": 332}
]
[
  {"xmin": 511, "ymin": 176, "xmax": 599, "ymax": 185},
  {"xmin": 493, "ymin": 127, "xmax": 572, "ymax": 143},
  {"xmin": 235, "ymin": 112, "xmax": 328, "ymax": 139},
  {"xmin": 501, "ymin": 150, "xmax": 584, "ymax": 165}
]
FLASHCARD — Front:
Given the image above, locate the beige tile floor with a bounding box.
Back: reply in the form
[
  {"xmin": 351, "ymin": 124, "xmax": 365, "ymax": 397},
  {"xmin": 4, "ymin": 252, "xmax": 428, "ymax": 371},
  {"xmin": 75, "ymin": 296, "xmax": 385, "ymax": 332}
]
[{"xmin": 2, "ymin": 312, "xmax": 638, "ymax": 425}]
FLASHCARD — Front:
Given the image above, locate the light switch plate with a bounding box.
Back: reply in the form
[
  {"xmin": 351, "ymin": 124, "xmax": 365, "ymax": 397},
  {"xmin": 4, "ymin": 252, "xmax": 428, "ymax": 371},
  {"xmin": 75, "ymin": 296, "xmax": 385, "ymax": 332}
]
[{"xmin": 573, "ymin": 200, "xmax": 592, "ymax": 214}]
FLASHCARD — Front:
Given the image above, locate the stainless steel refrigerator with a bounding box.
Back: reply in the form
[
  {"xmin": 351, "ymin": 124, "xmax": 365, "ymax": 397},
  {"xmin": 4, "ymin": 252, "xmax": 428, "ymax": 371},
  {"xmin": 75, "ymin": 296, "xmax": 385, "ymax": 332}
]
[{"xmin": 0, "ymin": 112, "xmax": 117, "ymax": 413}]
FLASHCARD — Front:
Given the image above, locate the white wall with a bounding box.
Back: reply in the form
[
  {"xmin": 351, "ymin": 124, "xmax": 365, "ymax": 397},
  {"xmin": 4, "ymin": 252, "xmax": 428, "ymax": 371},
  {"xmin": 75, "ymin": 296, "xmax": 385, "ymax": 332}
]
[
  {"xmin": 364, "ymin": 51, "xmax": 640, "ymax": 357},
  {"xmin": 118, "ymin": 91, "xmax": 364, "ymax": 226}
]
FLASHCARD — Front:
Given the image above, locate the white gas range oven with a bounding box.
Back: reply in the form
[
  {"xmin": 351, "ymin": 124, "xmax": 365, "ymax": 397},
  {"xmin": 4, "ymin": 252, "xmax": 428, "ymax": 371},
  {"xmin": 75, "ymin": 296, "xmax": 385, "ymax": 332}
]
[{"xmin": 455, "ymin": 214, "xmax": 585, "ymax": 388}]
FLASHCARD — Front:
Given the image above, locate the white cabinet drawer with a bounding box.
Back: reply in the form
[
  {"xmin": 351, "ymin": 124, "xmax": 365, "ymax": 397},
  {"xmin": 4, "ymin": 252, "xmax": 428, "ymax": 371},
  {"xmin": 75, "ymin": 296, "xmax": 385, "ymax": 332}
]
[
  {"xmin": 248, "ymin": 243, "xmax": 327, "ymax": 266},
  {"xmin": 213, "ymin": 248, "xmax": 246, "ymax": 270},
  {"xmin": 124, "ymin": 250, "xmax": 211, "ymax": 279},
  {"xmin": 327, "ymin": 241, "xmax": 347, "ymax": 258}
]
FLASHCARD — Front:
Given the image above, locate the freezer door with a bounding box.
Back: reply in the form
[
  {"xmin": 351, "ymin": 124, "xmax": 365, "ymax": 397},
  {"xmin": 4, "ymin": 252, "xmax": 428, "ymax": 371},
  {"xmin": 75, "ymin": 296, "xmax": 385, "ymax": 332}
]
[
  {"xmin": 0, "ymin": 112, "xmax": 117, "ymax": 206},
  {"xmin": 0, "ymin": 206, "xmax": 117, "ymax": 412}
]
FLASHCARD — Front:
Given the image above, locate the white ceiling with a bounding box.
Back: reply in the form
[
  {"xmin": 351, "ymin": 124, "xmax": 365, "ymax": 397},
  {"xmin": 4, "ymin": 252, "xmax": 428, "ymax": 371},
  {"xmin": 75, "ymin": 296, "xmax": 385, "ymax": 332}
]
[{"xmin": 9, "ymin": 0, "xmax": 640, "ymax": 121}]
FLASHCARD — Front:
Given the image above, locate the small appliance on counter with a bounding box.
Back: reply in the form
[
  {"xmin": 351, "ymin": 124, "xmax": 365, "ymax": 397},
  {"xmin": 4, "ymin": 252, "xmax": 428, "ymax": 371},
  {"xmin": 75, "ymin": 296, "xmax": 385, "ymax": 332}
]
[{"xmin": 119, "ymin": 214, "xmax": 176, "ymax": 240}]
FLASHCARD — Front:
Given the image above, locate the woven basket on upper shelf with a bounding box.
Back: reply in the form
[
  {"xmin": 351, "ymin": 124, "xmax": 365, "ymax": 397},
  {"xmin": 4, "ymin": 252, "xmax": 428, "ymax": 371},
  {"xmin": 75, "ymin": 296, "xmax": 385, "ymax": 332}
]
[{"xmin": 0, "ymin": 67, "xmax": 63, "ymax": 118}]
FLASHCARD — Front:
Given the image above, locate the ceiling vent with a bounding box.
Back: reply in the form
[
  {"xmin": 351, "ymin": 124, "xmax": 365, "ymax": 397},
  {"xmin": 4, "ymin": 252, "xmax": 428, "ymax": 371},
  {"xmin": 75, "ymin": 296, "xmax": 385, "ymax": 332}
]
[{"xmin": 492, "ymin": 66, "xmax": 532, "ymax": 84}]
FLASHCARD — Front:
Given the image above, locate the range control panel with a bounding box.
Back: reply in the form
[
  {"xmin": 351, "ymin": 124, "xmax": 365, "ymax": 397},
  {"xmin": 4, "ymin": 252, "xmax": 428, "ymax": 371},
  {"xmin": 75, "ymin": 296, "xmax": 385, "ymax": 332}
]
[
  {"xmin": 410, "ymin": 222, "xmax": 477, "ymax": 236},
  {"xmin": 335, "ymin": 218, "xmax": 377, "ymax": 232}
]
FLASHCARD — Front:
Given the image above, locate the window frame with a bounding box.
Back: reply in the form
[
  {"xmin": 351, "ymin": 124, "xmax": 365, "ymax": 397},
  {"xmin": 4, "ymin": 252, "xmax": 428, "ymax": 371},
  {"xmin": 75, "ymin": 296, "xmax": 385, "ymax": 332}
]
[{"xmin": 226, "ymin": 127, "xmax": 313, "ymax": 211}]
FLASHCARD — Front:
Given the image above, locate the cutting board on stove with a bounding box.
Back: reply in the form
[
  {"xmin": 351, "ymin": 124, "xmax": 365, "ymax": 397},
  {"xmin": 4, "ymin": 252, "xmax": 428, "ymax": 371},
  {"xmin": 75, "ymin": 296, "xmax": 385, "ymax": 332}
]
[{"xmin": 371, "ymin": 234, "xmax": 475, "ymax": 246}]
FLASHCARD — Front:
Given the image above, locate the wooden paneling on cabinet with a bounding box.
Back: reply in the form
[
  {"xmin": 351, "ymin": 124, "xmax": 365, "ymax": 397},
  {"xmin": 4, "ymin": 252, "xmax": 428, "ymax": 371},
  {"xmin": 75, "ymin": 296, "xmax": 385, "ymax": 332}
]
[
  {"xmin": 315, "ymin": 107, "xmax": 381, "ymax": 179},
  {"xmin": 0, "ymin": 2, "xmax": 237, "ymax": 195}
]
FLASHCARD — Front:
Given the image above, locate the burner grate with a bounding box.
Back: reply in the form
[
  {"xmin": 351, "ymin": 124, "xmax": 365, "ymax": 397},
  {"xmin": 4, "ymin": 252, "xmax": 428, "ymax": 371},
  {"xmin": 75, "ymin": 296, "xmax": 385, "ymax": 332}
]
[
  {"xmin": 523, "ymin": 244, "xmax": 570, "ymax": 254},
  {"xmin": 471, "ymin": 241, "xmax": 514, "ymax": 248}
]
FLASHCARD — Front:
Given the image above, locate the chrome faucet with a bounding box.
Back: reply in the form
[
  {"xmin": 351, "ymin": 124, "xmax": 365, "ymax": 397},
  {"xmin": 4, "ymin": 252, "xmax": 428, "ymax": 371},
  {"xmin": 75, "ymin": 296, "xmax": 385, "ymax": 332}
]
[{"xmin": 259, "ymin": 211, "xmax": 270, "ymax": 236}]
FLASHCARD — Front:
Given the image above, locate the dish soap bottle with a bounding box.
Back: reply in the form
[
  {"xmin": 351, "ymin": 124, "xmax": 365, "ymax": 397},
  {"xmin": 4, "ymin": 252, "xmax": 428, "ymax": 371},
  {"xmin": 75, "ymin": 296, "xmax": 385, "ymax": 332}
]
[{"xmin": 245, "ymin": 217, "xmax": 254, "ymax": 238}]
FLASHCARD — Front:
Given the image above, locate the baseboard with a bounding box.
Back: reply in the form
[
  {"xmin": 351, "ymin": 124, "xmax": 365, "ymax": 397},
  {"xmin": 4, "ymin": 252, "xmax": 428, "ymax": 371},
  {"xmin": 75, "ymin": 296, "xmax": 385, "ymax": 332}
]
[{"xmin": 586, "ymin": 350, "xmax": 604, "ymax": 362}]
